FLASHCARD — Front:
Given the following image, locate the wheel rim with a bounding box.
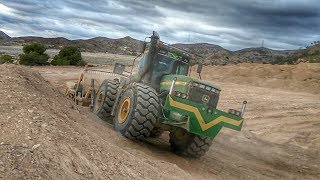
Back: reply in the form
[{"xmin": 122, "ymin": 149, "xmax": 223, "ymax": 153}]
[
  {"xmin": 118, "ymin": 97, "xmax": 131, "ymax": 124},
  {"xmin": 94, "ymin": 91, "xmax": 105, "ymax": 112}
]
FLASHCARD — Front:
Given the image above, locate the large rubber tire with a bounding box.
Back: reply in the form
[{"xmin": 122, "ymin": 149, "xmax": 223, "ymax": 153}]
[
  {"xmin": 169, "ymin": 128, "xmax": 213, "ymax": 158},
  {"xmin": 113, "ymin": 83, "xmax": 160, "ymax": 140},
  {"xmin": 93, "ymin": 80, "xmax": 119, "ymax": 121},
  {"xmin": 149, "ymin": 128, "xmax": 164, "ymax": 138}
]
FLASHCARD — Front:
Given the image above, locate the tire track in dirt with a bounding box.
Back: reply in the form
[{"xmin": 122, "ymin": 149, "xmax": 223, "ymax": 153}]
[{"xmin": 31, "ymin": 64, "xmax": 320, "ymax": 179}]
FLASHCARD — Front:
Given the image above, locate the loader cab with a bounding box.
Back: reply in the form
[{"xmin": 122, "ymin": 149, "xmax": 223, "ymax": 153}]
[
  {"xmin": 138, "ymin": 53, "xmax": 189, "ymax": 75},
  {"xmin": 151, "ymin": 53, "xmax": 189, "ymax": 91},
  {"xmin": 138, "ymin": 49, "xmax": 190, "ymax": 91}
]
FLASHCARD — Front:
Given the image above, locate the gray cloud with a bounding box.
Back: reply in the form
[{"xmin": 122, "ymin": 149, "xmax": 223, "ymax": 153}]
[{"xmin": 0, "ymin": 0, "xmax": 319, "ymax": 50}]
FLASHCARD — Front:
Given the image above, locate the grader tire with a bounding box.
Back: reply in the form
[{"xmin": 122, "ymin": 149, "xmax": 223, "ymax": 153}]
[
  {"xmin": 93, "ymin": 80, "xmax": 119, "ymax": 121},
  {"xmin": 169, "ymin": 128, "xmax": 213, "ymax": 158},
  {"xmin": 114, "ymin": 83, "xmax": 160, "ymax": 140}
]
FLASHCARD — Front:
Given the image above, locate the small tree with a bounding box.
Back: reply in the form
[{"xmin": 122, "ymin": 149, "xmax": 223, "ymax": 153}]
[
  {"xmin": 19, "ymin": 43, "xmax": 49, "ymax": 65},
  {"xmin": 0, "ymin": 54, "xmax": 14, "ymax": 64},
  {"xmin": 23, "ymin": 43, "xmax": 46, "ymax": 54},
  {"xmin": 51, "ymin": 46, "xmax": 85, "ymax": 66}
]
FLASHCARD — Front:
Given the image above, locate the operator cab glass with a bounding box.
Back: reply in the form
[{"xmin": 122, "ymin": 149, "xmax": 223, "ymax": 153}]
[
  {"xmin": 137, "ymin": 43, "xmax": 190, "ymax": 91},
  {"xmin": 154, "ymin": 53, "xmax": 188, "ymax": 75},
  {"xmin": 154, "ymin": 55, "xmax": 187, "ymax": 74},
  {"xmin": 173, "ymin": 61, "xmax": 188, "ymax": 75},
  {"xmin": 150, "ymin": 52, "xmax": 189, "ymax": 91}
]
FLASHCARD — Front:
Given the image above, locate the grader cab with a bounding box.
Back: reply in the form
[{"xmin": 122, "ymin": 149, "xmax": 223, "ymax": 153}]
[{"xmin": 66, "ymin": 31, "xmax": 247, "ymax": 158}]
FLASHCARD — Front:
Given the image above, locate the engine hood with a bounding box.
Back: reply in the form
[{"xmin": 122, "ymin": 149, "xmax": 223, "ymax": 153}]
[{"xmin": 160, "ymin": 75, "xmax": 221, "ymax": 93}]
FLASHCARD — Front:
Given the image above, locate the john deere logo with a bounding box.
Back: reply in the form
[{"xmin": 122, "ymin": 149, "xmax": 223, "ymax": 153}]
[{"xmin": 202, "ymin": 95, "xmax": 210, "ymax": 103}]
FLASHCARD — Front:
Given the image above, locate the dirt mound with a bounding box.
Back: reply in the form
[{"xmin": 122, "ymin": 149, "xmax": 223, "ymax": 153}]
[
  {"xmin": 2, "ymin": 64, "xmax": 320, "ymax": 179},
  {"xmin": 0, "ymin": 64, "xmax": 191, "ymax": 179},
  {"xmin": 199, "ymin": 63, "xmax": 320, "ymax": 94}
]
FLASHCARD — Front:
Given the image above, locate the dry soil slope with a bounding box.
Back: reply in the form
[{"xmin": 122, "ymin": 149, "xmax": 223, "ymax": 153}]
[
  {"xmin": 0, "ymin": 64, "xmax": 191, "ymax": 179},
  {"xmin": 200, "ymin": 63, "xmax": 320, "ymax": 94}
]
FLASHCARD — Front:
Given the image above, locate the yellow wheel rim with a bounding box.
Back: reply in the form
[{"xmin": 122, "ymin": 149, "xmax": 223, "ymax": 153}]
[{"xmin": 118, "ymin": 97, "xmax": 131, "ymax": 124}]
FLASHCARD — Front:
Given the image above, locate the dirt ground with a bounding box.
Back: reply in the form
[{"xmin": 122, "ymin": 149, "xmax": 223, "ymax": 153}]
[{"xmin": 1, "ymin": 63, "xmax": 320, "ymax": 179}]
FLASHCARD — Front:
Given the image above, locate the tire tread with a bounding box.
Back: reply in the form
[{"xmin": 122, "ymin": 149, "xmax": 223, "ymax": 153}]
[{"xmin": 116, "ymin": 83, "xmax": 160, "ymax": 140}]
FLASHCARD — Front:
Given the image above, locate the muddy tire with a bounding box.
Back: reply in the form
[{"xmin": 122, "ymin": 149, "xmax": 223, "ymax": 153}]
[
  {"xmin": 113, "ymin": 83, "xmax": 160, "ymax": 140},
  {"xmin": 93, "ymin": 80, "xmax": 119, "ymax": 121},
  {"xmin": 169, "ymin": 128, "xmax": 213, "ymax": 158},
  {"xmin": 149, "ymin": 128, "xmax": 164, "ymax": 138}
]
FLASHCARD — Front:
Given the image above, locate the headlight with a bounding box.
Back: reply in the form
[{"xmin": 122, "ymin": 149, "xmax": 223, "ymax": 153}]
[
  {"xmin": 206, "ymin": 86, "xmax": 211, "ymax": 91},
  {"xmin": 175, "ymin": 91, "xmax": 187, "ymax": 99},
  {"xmin": 228, "ymin": 109, "xmax": 241, "ymax": 116},
  {"xmin": 199, "ymin": 84, "xmax": 205, "ymax": 89},
  {"xmin": 211, "ymin": 88, "xmax": 220, "ymax": 94},
  {"xmin": 181, "ymin": 94, "xmax": 187, "ymax": 99},
  {"xmin": 193, "ymin": 82, "xmax": 199, "ymax": 87}
]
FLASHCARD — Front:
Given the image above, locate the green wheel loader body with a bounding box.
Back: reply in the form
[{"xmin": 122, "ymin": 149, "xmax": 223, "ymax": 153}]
[
  {"xmin": 160, "ymin": 75, "xmax": 221, "ymax": 93},
  {"xmin": 159, "ymin": 74, "xmax": 243, "ymax": 138},
  {"xmin": 163, "ymin": 95, "xmax": 243, "ymax": 138},
  {"xmin": 75, "ymin": 31, "xmax": 248, "ymax": 158},
  {"xmin": 160, "ymin": 75, "xmax": 193, "ymax": 93}
]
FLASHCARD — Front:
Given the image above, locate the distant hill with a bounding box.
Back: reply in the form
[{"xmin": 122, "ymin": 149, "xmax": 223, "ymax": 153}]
[
  {"xmin": 273, "ymin": 43, "xmax": 320, "ymax": 64},
  {"xmin": 1, "ymin": 36, "xmax": 143, "ymax": 56},
  {"xmin": 0, "ymin": 33, "xmax": 295, "ymax": 65},
  {"xmin": 173, "ymin": 44, "xmax": 292, "ymax": 65},
  {"xmin": 0, "ymin": 30, "xmax": 10, "ymax": 39}
]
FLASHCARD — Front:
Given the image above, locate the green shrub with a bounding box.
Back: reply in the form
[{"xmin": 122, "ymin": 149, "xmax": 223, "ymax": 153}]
[
  {"xmin": 51, "ymin": 56, "xmax": 70, "ymax": 66},
  {"xmin": 19, "ymin": 43, "xmax": 49, "ymax": 65},
  {"xmin": 0, "ymin": 54, "xmax": 14, "ymax": 64},
  {"xmin": 77, "ymin": 60, "xmax": 87, "ymax": 66},
  {"xmin": 23, "ymin": 43, "xmax": 46, "ymax": 54},
  {"xmin": 51, "ymin": 46, "xmax": 85, "ymax": 66},
  {"xmin": 19, "ymin": 52, "xmax": 50, "ymax": 66}
]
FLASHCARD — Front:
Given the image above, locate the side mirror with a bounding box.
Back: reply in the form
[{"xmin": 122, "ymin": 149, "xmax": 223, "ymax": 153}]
[
  {"xmin": 140, "ymin": 42, "xmax": 147, "ymax": 53},
  {"xmin": 197, "ymin": 63, "xmax": 203, "ymax": 73},
  {"xmin": 113, "ymin": 63, "xmax": 125, "ymax": 75}
]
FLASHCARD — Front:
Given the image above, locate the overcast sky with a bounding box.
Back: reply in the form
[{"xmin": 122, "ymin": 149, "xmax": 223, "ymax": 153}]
[{"xmin": 0, "ymin": 0, "xmax": 319, "ymax": 50}]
